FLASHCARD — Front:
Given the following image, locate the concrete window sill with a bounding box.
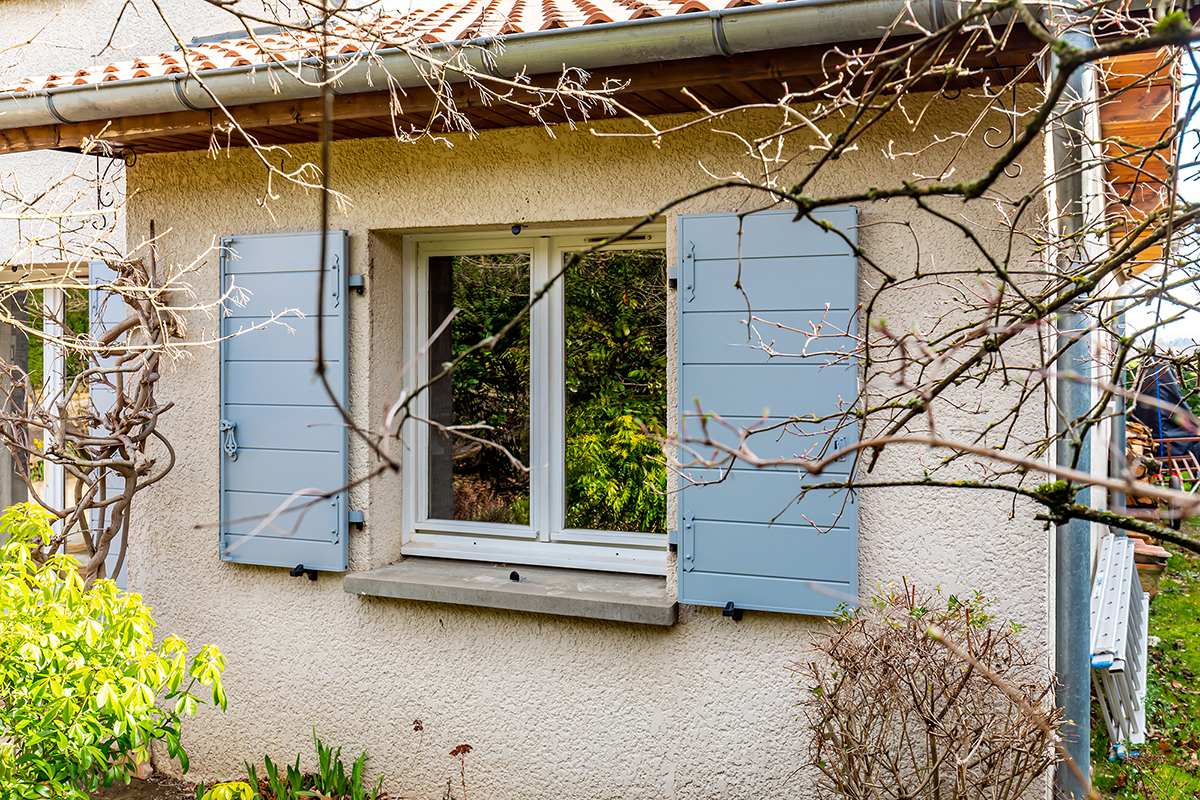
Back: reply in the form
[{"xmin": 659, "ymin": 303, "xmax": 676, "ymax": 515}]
[{"xmin": 343, "ymin": 557, "xmax": 678, "ymax": 626}]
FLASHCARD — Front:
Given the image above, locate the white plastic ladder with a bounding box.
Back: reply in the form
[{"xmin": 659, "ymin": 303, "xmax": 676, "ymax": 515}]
[{"xmin": 1089, "ymin": 534, "xmax": 1150, "ymax": 757}]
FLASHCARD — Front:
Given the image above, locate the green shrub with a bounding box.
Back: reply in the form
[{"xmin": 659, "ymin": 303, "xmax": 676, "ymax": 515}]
[
  {"xmin": 200, "ymin": 782, "xmax": 254, "ymax": 800},
  {"xmin": 239, "ymin": 729, "xmax": 387, "ymax": 800},
  {"xmin": 0, "ymin": 503, "xmax": 227, "ymax": 799}
]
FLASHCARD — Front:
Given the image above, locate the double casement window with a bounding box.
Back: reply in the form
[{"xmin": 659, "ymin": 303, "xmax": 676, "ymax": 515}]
[
  {"xmin": 1, "ymin": 264, "xmax": 127, "ymax": 586},
  {"xmin": 401, "ymin": 228, "xmax": 671, "ymax": 575}
]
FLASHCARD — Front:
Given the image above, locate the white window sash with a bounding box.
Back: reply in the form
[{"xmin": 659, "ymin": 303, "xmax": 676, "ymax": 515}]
[
  {"xmin": 43, "ymin": 287, "xmax": 65, "ymax": 541},
  {"xmin": 402, "ymin": 227, "xmax": 669, "ymax": 575}
]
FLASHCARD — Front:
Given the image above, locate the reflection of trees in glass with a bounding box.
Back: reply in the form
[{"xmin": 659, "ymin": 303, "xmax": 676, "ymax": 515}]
[
  {"xmin": 565, "ymin": 249, "xmax": 667, "ymax": 534},
  {"xmin": 446, "ymin": 254, "xmax": 531, "ymax": 524},
  {"xmin": 436, "ymin": 249, "xmax": 666, "ymax": 532},
  {"xmin": 24, "ymin": 288, "xmax": 89, "ymax": 391},
  {"xmin": 19, "ymin": 288, "xmax": 90, "ymax": 493}
]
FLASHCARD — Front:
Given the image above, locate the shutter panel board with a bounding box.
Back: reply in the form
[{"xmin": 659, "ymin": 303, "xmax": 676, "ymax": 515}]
[
  {"xmin": 219, "ymin": 231, "xmax": 350, "ymax": 572},
  {"xmin": 88, "ymin": 260, "xmax": 128, "ymax": 589},
  {"xmin": 686, "ymin": 426, "xmax": 855, "ymax": 465},
  {"xmin": 680, "ymin": 364, "xmax": 854, "ymax": 417},
  {"xmin": 682, "ymin": 470, "xmax": 852, "ymax": 526},
  {"xmin": 681, "ymin": 310, "xmax": 855, "ymax": 364},
  {"xmin": 685, "ymin": 256, "xmax": 856, "ymax": 311},
  {"xmin": 677, "ymin": 209, "xmax": 858, "ymax": 616},
  {"xmin": 223, "ymin": 316, "xmax": 343, "ymax": 355}
]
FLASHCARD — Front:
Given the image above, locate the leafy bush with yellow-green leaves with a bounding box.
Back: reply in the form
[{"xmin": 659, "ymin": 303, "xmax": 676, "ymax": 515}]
[{"xmin": 0, "ymin": 504, "xmax": 227, "ymax": 798}]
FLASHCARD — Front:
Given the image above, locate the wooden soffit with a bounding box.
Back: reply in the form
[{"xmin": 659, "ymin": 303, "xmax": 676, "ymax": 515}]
[
  {"xmin": 1099, "ymin": 48, "xmax": 1180, "ymax": 273},
  {"xmin": 0, "ymin": 33, "xmax": 1043, "ymax": 157}
]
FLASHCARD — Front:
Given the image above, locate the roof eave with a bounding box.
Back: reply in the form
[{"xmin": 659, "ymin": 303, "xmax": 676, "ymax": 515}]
[{"xmin": 0, "ymin": 1, "xmax": 990, "ymax": 131}]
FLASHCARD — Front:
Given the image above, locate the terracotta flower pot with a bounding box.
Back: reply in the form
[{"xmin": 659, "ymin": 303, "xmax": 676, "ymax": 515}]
[{"xmin": 1134, "ymin": 539, "xmax": 1171, "ymax": 598}]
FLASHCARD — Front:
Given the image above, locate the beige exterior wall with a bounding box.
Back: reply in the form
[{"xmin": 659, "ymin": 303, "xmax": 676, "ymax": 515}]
[
  {"xmin": 125, "ymin": 96, "xmax": 1052, "ymax": 798},
  {"xmin": 0, "ymin": 0, "xmax": 243, "ymax": 507},
  {"xmin": 0, "ymin": 0, "xmax": 241, "ymax": 262}
]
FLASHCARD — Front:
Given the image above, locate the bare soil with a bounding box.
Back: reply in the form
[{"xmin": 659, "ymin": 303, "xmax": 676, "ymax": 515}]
[{"xmin": 90, "ymin": 775, "xmax": 196, "ymax": 800}]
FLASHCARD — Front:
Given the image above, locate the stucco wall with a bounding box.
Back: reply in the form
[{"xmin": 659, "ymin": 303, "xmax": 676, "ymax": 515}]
[
  {"xmin": 0, "ymin": 0, "xmax": 242, "ymax": 263},
  {"xmin": 0, "ymin": 0, "xmax": 244, "ymax": 505},
  {"xmin": 124, "ymin": 96, "xmax": 1052, "ymax": 798}
]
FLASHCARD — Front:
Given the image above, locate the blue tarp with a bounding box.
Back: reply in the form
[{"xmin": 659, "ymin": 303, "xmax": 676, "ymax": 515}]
[{"xmin": 1131, "ymin": 357, "xmax": 1200, "ymax": 462}]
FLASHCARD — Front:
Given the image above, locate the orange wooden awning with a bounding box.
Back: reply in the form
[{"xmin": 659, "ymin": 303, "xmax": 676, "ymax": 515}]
[{"xmin": 1099, "ymin": 49, "xmax": 1180, "ymax": 275}]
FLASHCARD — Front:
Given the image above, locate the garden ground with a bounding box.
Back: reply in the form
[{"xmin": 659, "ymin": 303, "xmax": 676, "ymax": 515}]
[
  {"xmin": 90, "ymin": 533, "xmax": 1200, "ymax": 800},
  {"xmin": 1092, "ymin": 525, "xmax": 1200, "ymax": 799},
  {"xmin": 90, "ymin": 775, "xmax": 195, "ymax": 800}
]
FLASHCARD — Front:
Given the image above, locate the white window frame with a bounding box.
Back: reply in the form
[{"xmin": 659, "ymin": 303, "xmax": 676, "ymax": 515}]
[
  {"xmin": 401, "ymin": 225, "xmax": 670, "ymax": 575},
  {"xmin": 5, "ymin": 274, "xmax": 74, "ymax": 539},
  {"xmin": 41, "ymin": 285, "xmax": 66, "ymax": 523}
]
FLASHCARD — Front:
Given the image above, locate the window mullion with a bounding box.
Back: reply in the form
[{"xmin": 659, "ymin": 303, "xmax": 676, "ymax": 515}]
[
  {"xmin": 530, "ymin": 237, "xmax": 553, "ymax": 542},
  {"xmin": 42, "ymin": 287, "xmax": 65, "ymax": 542},
  {"xmin": 547, "ymin": 246, "xmax": 566, "ymax": 541},
  {"xmin": 406, "ymin": 243, "xmax": 426, "ymax": 537}
]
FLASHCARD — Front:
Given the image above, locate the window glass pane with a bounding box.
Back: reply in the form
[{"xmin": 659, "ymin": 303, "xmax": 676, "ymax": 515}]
[
  {"xmin": 427, "ymin": 253, "xmax": 531, "ymax": 524},
  {"xmin": 565, "ymin": 249, "xmax": 667, "ymax": 533},
  {"xmin": 19, "ymin": 287, "xmax": 88, "ymax": 394},
  {"xmin": 16, "ymin": 287, "xmax": 89, "ymax": 554}
]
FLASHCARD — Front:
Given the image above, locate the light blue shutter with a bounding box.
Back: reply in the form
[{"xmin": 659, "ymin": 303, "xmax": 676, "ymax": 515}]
[
  {"xmin": 677, "ymin": 208, "xmax": 858, "ymax": 616},
  {"xmin": 219, "ymin": 231, "xmax": 350, "ymax": 573},
  {"xmin": 89, "ymin": 260, "xmax": 128, "ymax": 589}
]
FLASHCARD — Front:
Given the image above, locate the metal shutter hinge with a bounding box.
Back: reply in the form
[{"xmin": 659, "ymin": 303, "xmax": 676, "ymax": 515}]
[
  {"xmin": 348, "ymin": 274, "xmax": 366, "ymax": 294},
  {"xmin": 348, "ymin": 510, "xmax": 364, "ymax": 530},
  {"xmin": 330, "ymin": 496, "xmax": 341, "ymax": 543},
  {"xmin": 667, "ymin": 529, "xmax": 678, "ymax": 552},
  {"xmin": 683, "ymin": 242, "xmax": 696, "ymax": 302},
  {"xmin": 682, "ymin": 516, "xmax": 695, "ymax": 570},
  {"xmin": 331, "ymin": 254, "xmax": 341, "ymax": 308}
]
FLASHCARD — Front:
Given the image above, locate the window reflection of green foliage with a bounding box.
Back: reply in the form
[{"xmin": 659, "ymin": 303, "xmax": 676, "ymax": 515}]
[
  {"xmin": 24, "ymin": 288, "xmax": 89, "ymax": 392},
  {"xmin": 449, "ymin": 254, "xmax": 531, "ymax": 523},
  {"xmin": 443, "ymin": 249, "xmax": 666, "ymax": 533},
  {"xmin": 1181, "ymin": 360, "xmax": 1200, "ymax": 420},
  {"xmin": 565, "ymin": 249, "xmax": 667, "ymax": 534}
]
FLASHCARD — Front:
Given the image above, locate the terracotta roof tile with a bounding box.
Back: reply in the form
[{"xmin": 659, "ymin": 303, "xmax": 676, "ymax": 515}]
[{"xmin": 2, "ymin": 1, "xmax": 792, "ymax": 93}]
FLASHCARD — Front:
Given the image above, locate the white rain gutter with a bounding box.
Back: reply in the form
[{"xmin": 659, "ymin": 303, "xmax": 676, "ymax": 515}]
[{"xmin": 0, "ymin": 0, "xmax": 984, "ymax": 129}]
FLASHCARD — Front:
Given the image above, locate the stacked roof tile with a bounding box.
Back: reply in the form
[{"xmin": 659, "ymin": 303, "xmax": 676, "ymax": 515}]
[{"xmin": 2, "ymin": 0, "xmax": 772, "ymax": 93}]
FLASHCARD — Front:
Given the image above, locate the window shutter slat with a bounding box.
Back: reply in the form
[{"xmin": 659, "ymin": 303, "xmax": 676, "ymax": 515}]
[
  {"xmin": 677, "ymin": 209, "xmax": 858, "ymax": 616},
  {"xmin": 219, "ymin": 231, "xmax": 350, "ymax": 572},
  {"xmin": 89, "ymin": 260, "xmax": 128, "ymax": 588}
]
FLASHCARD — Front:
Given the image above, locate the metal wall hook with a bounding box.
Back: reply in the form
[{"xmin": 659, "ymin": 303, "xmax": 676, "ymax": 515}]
[{"xmin": 982, "ymin": 83, "xmax": 1022, "ymax": 178}]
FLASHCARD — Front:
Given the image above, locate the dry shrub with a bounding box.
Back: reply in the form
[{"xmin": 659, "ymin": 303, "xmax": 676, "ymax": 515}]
[
  {"xmin": 453, "ymin": 475, "xmax": 517, "ymax": 523},
  {"xmin": 796, "ymin": 584, "xmax": 1062, "ymax": 800}
]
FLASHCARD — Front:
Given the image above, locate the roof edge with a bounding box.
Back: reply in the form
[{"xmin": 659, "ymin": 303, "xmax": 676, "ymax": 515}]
[{"xmin": 0, "ymin": 0, "xmax": 1009, "ymax": 132}]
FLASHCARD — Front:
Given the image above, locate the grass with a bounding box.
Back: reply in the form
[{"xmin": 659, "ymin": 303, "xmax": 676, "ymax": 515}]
[{"xmin": 1092, "ymin": 530, "xmax": 1200, "ymax": 799}]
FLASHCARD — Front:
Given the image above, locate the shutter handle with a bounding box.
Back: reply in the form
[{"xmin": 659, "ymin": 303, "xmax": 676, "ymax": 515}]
[{"xmin": 219, "ymin": 419, "xmax": 238, "ymax": 461}]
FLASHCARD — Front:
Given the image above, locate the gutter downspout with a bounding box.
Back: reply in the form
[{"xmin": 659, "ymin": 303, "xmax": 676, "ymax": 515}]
[
  {"xmin": 1052, "ymin": 18, "xmax": 1095, "ymax": 800},
  {"xmin": 0, "ymin": 0, "xmax": 978, "ymax": 129}
]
